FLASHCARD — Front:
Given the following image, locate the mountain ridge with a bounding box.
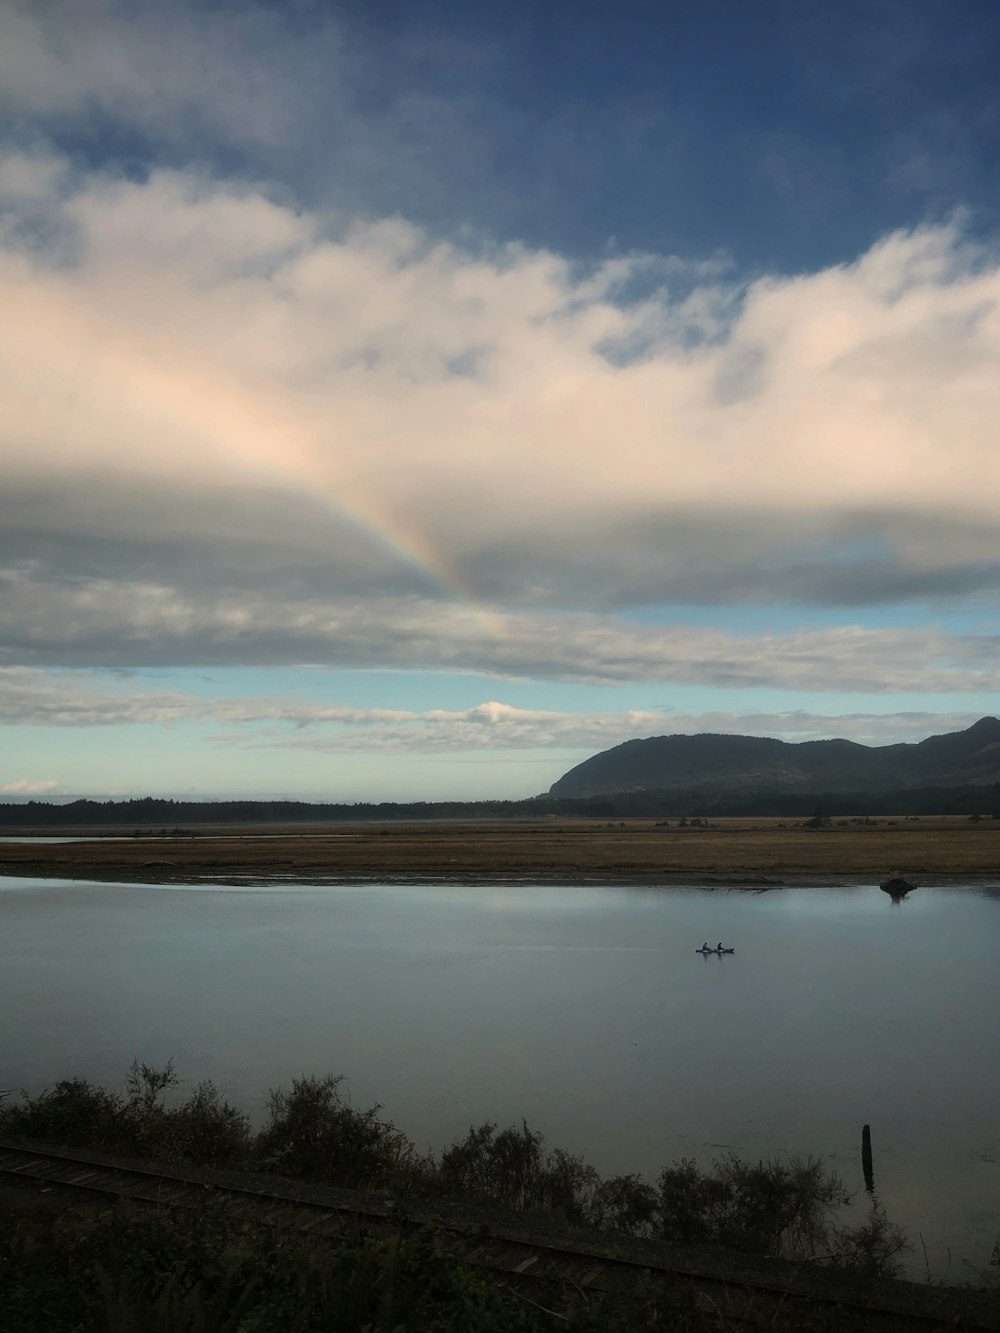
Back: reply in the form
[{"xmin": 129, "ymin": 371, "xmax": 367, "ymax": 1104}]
[{"xmin": 548, "ymin": 717, "xmax": 1000, "ymax": 799}]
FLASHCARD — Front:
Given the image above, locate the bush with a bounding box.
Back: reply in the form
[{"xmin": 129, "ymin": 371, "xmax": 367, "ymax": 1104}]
[
  {"xmin": 590, "ymin": 1172, "xmax": 659, "ymax": 1237},
  {"xmin": 657, "ymin": 1154, "xmax": 845, "ymax": 1258},
  {"xmin": 440, "ymin": 1121, "xmax": 600, "ymax": 1225},
  {"xmin": 828, "ymin": 1201, "xmax": 911, "ymax": 1278},
  {"xmin": 135, "ymin": 1079, "xmax": 252, "ymax": 1167},
  {"xmin": 655, "ymin": 1157, "xmax": 732, "ymax": 1245},
  {"xmin": 254, "ymin": 1073, "xmax": 429, "ymax": 1189},
  {"xmin": 441, "ymin": 1121, "xmax": 537, "ymax": 1209},
  {"xmin": 0, "ymin": 1077, "xmax": 126, "ymax": 1149},
  {"xmin": 0, "ymin": 1062, "xmax": 250, "ymax": 1168}
]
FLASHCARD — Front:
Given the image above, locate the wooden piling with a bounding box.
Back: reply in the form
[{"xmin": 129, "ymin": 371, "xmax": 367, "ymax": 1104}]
[{"xmin": 861, "ymin": 1123, "xmax": 874, "ymax": 1193}]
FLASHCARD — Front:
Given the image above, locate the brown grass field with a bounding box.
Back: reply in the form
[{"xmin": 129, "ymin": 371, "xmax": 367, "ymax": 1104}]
[{"xmin": 1, "ymin": 815, "xmax": 999, "ymax": 884}]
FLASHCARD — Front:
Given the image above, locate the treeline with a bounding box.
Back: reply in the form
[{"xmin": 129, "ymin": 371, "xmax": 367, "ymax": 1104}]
[
  {"xmin": 2, "ymin": 783, "xmax": 1000, "ymax": 825},
  {"xmin": 0, "ymin": 795, "xmax": 604, "ymax": 825},
  {"xmin": 682, "ymin": 783, "xmax": 1000, "ymax": 819}
]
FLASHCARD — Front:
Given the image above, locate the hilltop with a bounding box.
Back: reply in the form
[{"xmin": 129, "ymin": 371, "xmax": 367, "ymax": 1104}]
[{"xmin": 548, "ymin": 718, "xmax": 1000, "ymax": 799}]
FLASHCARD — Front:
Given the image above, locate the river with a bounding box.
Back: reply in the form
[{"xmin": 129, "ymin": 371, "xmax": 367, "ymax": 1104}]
[{"xmin": 1, "ymin": 875, "xmax": 997, "ymax": 1278}]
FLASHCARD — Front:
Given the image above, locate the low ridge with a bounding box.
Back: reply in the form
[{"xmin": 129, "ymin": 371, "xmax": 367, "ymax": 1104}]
[{"xmin": 548, "ymin": 718, "xmax": 1000, "ymax": 799}]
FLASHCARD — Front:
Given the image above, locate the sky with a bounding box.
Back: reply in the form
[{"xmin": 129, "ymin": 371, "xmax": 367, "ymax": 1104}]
[{"xmin": 2, "ymin": 0, "xmax": 1000, "ymax": 802}]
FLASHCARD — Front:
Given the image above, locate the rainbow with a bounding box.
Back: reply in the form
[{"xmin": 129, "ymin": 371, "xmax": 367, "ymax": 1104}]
[
  {"xmin": 32, "ymin": 278, "xmax": 507, "ymax": 637},
  {"xmin": 230, "ymin": 401, "xmax": 510, "ymax": 637}
]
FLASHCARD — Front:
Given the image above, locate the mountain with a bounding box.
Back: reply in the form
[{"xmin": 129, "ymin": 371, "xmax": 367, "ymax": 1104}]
[{"xmin": 548, "ymin": 717, "xmax": 1000, "ymax": 799}]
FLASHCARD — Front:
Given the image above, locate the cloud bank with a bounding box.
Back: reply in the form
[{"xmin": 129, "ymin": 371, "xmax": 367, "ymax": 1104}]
[
  {"xmin": 1, "ymin": 150, "xmax": 1000, "ymax": 682},
  {"xmin": 3, "ymin": 578, "xmax": 999, "ymax": 691},
  {"xmin": 0, "ymin": 669, "xmax": 984, "ymax": 755},
  {"xmin": 0, "ymin": 777, "xmax": 60, "ymax": 795}
]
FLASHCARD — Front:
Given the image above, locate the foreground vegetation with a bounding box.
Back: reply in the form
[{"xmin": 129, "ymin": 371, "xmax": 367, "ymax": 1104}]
[
  {"xmin": 1, "ymin": 1063, "xmax": 908, "ymax": 1276},
  {"xmin": 3, "ymin": 1209, "xmax": 511, "ymax": 1333},
  {"xmin": 0, "ymin": 1203, "xmax": 908, "ymax": 1333},
  {"xmin": 11, "ymin": 1066, "xmax": 1000, "ymax": 1330}
]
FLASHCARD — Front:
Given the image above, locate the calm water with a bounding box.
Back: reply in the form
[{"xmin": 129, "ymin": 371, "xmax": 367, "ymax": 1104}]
[
  {"xmin": 2, "ymin": 876, "xmax": 997, "ymax": 1278},
  {"xmin": 0, "ymin": 836, "xmax": 132, "ymax": 844}
]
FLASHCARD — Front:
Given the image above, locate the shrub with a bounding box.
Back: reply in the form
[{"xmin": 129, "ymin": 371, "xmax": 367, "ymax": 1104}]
[
  {"xmin": 254, "ymin": 1074, "xmax": 428, "ymax": 1189},
  {"xmin": 655, "ymin": 1157, "xmax": 732, "ymax": 1245},
  {"xmin": 124, "ymin": 1058, "xmax": 178, "ymax": 1117},
  {"xmin": 540, "ymin": 1146, "xmax": 601, "ymax": 1225},
  {"xmin": 133, "ymin": 1079, "xmax": 252, "ymax": 1167},
  {"xmin": 0, "ymin": 1077, "xmax": 126, "ymax": 1149},
  {"xmin": 439, "ymin": 1121, "xmax": 599, "ymax": 1224},
  {"xmin": 440, "ymin": 1121, "xmax": 545, "ymax": 1211},
  {"xmin": 828, "ymin": 1201, "xmax": 911, "ymax": 1278},
  {"xmin": 657, "ymin": 1154, "xmax": 845, "ymax": 1258},
  {"xmin": 0, "ymin": 1063, "xmax": 251, "ymax": 1168},
  {"xmin": 590, "ymin": 1172, "xmax": 659, "ymax": 1237}
]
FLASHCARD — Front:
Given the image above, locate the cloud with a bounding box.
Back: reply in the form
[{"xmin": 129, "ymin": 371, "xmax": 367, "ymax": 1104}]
[
  {"xmin": 0, "ymin": 0, "xmax": 512, "ymax": 241},
  {"xmin": 0, "ymin": 668, "xmax": 985, "ymax": 754},
  {"xmin": 1, "ymin": 149, "xmax": 1000, "ymax": 679},
  {"xmin": 0, "ymin": 0, "xmax": 318, "ymax": 150},
  {"xmin": 7, "ymin": 0, "xmax": 998, "ymax": 284},
  {"xmin": 3, "ymin": 569, "xmax": 1000, "ymax": 688},
  {"xmin": 231, "ymin": 706, "xmax": 993, "ymax": 757},
  {"xmin": 0, "ymin": 777, "xmax": 60, "ymax": 794}
]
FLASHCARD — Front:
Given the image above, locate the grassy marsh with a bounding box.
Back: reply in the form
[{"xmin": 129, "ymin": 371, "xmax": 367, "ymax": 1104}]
[{"xmin": 1, "ymin": 814, "xmax": 999, "ymax": 884}]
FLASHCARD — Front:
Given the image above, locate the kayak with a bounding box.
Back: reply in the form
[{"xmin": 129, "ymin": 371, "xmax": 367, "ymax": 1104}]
[{"xmin": 696, "ymin": 947, "xmax": 735, "ymax": 954}]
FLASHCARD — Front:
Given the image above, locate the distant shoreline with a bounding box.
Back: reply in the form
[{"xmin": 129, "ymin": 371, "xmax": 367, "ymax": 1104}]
[{"xmin": 2, "ymin": 816, "xmax": 998, "ymax": 887}]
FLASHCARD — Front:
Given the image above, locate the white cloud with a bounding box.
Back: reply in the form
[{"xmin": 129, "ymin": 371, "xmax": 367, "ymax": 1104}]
[
  {"xmin": 0, "ymin": 668, "xmax": 989, "ymax": 754},
  {"xmin": 0, "ymin": 777, "xmax": 60, "ymax": 794},
  {"xmin": 234, "ymin": 705, "xmax": 992, "ymax": 756},
  {"xmin": 1, "ymin": 156, "xmax": 999, "ymax": 623},
  {"xmin": 0, "ymin": 146, "xmax": 998, "ymax": 693}
]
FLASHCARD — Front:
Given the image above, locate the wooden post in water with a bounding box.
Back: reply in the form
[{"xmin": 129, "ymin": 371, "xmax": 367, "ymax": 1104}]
[{"xmin": 862, "ymin": 1122, "xmax": 874, "ymax": 1193}]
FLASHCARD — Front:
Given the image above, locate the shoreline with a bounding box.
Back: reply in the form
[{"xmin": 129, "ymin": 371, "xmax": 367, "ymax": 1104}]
[
  {"xmin": 2, "ymin": 815, "xmax": 998, "ymax": 887},
  {"xmin": 3, "ymin": 863, "xmax": 999, "ymax": 890}
]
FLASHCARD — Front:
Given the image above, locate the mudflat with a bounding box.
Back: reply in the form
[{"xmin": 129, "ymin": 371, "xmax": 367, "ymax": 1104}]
[{"xmin": 1, "ymin": 815, "xmax": 998, "ymax": 884}]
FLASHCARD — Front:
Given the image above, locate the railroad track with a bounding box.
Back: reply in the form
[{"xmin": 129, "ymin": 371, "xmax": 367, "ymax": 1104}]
[{"xmin": 1, "ymin": 1140, "xmax": 996, "ymax": 1329}]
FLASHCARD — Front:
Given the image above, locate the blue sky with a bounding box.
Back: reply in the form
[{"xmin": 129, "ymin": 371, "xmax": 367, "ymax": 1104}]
[{"xmin": 2, "ymin": 0, "xmax": 999, "ymax": 800}]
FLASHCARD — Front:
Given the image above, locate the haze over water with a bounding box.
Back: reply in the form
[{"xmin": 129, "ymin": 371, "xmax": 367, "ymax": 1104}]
[{"xmin": 2, "ymin": 875, "xmax": 997, "ymax": 1279}]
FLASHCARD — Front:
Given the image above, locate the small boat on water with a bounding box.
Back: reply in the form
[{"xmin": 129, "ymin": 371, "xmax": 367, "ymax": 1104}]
[{"xmin": 696, "ymin": 946, "xmax": 735, "ymax": 954}]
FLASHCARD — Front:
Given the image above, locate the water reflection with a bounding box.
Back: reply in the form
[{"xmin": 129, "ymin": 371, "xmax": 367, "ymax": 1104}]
[{"xmin": 882, "ymin": 887, "xmax": 913, "ymax": 906}]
